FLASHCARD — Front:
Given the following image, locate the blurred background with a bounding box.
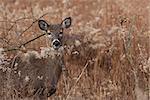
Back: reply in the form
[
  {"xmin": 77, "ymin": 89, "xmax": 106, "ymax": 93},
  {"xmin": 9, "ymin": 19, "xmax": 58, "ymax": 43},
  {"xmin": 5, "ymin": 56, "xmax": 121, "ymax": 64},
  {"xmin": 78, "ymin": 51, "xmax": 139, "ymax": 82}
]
[{"xmin": 0, "ymin": 0, "xmax": 149, "ymax": 100}]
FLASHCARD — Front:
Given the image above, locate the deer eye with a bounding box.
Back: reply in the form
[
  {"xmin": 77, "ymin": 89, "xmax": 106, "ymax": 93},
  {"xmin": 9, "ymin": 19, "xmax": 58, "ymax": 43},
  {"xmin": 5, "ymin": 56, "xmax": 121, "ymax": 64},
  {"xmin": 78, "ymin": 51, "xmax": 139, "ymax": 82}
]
[
  {"xmin": 47, "ymin": 32, "xmax": 51, "ymax": 35},
  {"xmin": 47, "ymin": 30, "xmax": 51, "ymax": 35}
]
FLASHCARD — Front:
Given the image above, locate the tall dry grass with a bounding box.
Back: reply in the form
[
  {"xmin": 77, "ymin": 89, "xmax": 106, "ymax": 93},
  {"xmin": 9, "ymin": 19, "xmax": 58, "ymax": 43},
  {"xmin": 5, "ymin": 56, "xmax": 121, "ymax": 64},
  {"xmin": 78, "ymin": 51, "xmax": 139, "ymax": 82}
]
[{"xmin": 0, "ymin": 0, "xmax": 149, "ymax": 100}]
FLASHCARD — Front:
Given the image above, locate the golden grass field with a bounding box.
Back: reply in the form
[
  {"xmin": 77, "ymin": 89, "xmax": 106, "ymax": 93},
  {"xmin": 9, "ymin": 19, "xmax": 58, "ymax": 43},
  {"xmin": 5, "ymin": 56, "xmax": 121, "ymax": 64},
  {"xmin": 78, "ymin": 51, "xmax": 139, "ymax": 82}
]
[{"xmin": 0, "ymin": 0, "xmax": 149, "ymax": 100}]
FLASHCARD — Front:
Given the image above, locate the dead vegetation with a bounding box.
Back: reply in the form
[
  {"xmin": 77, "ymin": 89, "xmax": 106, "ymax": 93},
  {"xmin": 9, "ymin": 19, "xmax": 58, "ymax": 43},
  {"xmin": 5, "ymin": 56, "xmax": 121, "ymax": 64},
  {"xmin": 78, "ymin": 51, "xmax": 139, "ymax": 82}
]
[{"xmin": 0, "ymin": 0, "xmax": 149, "ymax": 100}]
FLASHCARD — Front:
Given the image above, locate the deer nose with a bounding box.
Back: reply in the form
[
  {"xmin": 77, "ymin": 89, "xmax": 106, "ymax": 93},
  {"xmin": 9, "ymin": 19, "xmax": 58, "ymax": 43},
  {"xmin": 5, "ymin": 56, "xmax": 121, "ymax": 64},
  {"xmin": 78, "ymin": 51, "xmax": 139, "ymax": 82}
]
[{"xmin": 52, "ymin": 39, "xmax": 61, "ymax": 49}]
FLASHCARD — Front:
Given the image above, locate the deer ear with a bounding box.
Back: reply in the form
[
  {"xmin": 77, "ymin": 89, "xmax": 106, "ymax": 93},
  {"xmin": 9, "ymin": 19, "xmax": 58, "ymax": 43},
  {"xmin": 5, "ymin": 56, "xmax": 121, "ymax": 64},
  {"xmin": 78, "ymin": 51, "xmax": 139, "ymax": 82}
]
[
  {"xmin": 38, "ymin": 20, "xmax": 49, "ymax": 31},
  {"xmin": 61, "ymin": 17, "xmax": 72, "ymax": 28}
]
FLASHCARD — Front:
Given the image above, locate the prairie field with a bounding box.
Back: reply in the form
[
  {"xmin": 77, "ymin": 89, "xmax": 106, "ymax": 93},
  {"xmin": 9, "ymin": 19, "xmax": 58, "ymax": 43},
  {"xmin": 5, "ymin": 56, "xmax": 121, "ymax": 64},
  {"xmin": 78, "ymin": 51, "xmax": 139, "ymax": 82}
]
[{"xmin": 0, "ymin": 0, "xmax": 149, "ymax": 100}]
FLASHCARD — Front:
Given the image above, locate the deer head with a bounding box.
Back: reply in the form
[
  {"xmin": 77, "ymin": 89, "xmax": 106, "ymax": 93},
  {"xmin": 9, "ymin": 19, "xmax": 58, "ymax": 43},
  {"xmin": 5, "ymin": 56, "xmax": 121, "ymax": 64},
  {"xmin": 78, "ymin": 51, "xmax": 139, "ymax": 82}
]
[{"xmin": 38, "ymin": 17, "xmax": 72, "ymax": 50}]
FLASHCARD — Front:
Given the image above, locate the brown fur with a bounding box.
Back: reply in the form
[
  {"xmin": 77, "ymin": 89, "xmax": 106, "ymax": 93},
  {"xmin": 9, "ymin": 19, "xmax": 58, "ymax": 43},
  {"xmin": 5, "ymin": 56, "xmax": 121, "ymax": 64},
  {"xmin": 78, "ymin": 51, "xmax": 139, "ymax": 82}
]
[{"xmin": 2, "ymin": 48, "xmax": 63, "ymax": 100}]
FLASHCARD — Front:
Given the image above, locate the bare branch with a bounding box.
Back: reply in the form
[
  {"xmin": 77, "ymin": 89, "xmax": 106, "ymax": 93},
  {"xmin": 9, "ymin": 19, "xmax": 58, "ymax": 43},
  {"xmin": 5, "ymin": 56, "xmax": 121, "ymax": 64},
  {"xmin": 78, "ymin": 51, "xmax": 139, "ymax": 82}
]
[
  {"xmin": 19, "ymin": 13, "xmax": 49, "ymax": 36},
  {"xmin": 3, "ymin": 33, "xmax": 46, "ymax": 52},
  {"xmin": 1, "ymin": 13, "xmax": 49, "ymax": 52},
  {"xmin": 19, "ymin": 33, "xmax": 46, "ymax": 48}
]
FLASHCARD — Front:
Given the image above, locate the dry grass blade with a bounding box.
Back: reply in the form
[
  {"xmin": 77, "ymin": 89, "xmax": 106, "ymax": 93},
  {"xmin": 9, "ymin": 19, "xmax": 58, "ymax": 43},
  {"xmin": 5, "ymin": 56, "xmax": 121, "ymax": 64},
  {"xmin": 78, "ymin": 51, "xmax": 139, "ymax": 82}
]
[{"xmin": 66, "ymin": 61, "xmax": 89, "ymax": 100}]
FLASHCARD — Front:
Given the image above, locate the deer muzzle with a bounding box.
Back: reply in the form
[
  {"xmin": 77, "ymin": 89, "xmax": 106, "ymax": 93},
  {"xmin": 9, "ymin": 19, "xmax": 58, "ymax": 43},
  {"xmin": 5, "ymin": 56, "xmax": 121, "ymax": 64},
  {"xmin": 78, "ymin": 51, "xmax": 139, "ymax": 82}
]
[{"xmin": 52, "ymin": 39, "xmax": 61, "ymax": 50}]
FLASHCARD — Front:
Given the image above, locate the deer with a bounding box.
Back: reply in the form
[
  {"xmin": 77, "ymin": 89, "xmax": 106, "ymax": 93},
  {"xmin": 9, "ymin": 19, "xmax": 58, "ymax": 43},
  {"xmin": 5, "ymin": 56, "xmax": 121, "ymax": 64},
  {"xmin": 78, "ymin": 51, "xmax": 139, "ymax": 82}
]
[{"xmin": 1, "ymin": 17, "xmax": 72, "ymax": 100}]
